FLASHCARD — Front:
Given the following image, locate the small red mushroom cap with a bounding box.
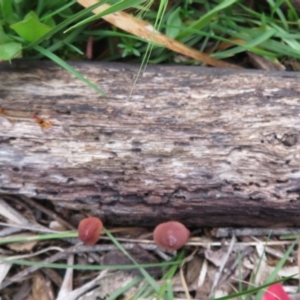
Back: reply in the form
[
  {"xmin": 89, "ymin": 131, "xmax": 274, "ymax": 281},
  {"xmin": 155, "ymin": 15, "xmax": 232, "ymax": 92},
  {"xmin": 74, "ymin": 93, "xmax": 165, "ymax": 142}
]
[
  {"xmin": 78, "ymin": 217, "xmax": 103, "ymax": 245},
  {"xmin": 153, "ymin": 221, "xmax": 190, "ymax": 251},
  {"xmin": 262, "ymin": 283, "xmax": 290, "ymax": 300}
]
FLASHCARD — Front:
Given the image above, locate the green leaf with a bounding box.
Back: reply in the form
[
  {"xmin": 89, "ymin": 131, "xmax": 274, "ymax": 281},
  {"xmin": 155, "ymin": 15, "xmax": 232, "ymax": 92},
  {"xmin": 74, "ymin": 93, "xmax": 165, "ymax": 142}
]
[
  {"xmin": 0, "ymin": 25, "xmax": 13, "ymax": 44},
  {"xmin": 166, "ymin": 7, "xmax": 182, "ymax": 38},
  {"xmin": 0, "ymin": 42, "xmax": 22, "ymax": 60},
  {"xmin": 42, "ymin": 16, "xmax": 56, "ymax": 28},
  {"xmin": 26, "ymin": 0, "xmax": 108, "ymax": 49},
  {"xmin": 10, "ymin": 11, "xmax": 52, "ymax": 42}
]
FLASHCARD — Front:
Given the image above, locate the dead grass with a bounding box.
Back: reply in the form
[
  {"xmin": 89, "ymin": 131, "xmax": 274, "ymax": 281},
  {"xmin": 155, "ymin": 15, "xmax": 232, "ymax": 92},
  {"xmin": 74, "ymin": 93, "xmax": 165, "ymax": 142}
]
[{"xmin": 0, "ymin": 195, "xmax": 299, "ymax": 299}]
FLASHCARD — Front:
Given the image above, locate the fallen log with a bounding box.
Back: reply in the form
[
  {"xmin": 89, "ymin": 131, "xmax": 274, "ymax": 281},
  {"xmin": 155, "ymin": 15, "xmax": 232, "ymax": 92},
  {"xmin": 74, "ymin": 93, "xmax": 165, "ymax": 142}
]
[{"xmin": 1, "ymin": 61, "xmax": 300, "ymax": 227}]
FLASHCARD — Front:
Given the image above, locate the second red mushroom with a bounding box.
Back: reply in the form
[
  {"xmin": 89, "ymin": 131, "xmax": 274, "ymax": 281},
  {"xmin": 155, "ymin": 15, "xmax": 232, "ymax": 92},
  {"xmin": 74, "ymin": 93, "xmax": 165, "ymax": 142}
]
[{"xmin": 153, "ymin": 221, "xmax": 190, "ymax": 251}]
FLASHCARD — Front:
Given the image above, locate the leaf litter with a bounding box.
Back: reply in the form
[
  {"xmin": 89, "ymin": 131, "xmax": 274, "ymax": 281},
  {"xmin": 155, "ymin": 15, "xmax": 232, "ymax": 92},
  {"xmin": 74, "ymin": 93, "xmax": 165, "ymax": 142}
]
[{"xmin": 0, "ymin": 195, "xmax": 299, "ymax": 299}]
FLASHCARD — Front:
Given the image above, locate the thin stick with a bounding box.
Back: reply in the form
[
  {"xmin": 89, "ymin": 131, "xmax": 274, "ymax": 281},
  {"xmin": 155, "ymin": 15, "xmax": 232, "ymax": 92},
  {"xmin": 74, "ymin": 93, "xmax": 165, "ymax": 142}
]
[
  {"xmin": 213, "ymin": 227, "xmax": 300, "ymax": 238},
  {"xmin": 209, "ymin": 235, "xmax": 236, "ymax": 298},
  {"xmin": 20, "ymin": 196, "xmax": 75, "ymax": 230},
  {"xmin": 0, "ymin": 247, "xmax": 71, "ymax": 290}
]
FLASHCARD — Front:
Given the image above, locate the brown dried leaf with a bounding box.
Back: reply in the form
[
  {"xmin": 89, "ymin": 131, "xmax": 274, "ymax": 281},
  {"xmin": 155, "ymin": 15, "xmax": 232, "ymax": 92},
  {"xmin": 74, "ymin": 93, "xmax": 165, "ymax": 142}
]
[
  {"xmin": 28, "ymin": 272, "xmax": 54, "ymax": 300},
  {"xmin": 253, "ymin": 244, "xmax": 273, "ymax": 286},
  {"xmin": 6, "ymin": 233, "xmax": 37, "ymax": 252},
  {"xmin": 11, "ymin": 280, "xmax": 31, "ymax": 300},
  {"xmin": 41, "ymin": 268, "xmax": 63, "ymax": 288},
  {"xmin": 247, "ymin": 52, "xmax": 285, "ymax": 71},
  {"xmin": 195, "ymin": 264, "xmax": 216, "ymax": 300},
  {"xmin": 185, "ymin": 256, "xmax": 203, "ymax": 285},
  {"xmin": 205, "ymin": 247, "xmax": 234, "ymax": 268},
  {"xmin": 79, "ymin": 271, "xmax": 137, "ymax": 300}
]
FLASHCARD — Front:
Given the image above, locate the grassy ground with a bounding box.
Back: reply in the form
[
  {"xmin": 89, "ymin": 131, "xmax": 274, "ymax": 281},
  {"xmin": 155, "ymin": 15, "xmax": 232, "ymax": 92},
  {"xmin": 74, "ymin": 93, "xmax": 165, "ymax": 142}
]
[
  {"xmin": 2, "ymin": 0, "xmax": 300, "ymax": 91},
  {"xmin": 1, "ymin": 0, "xmax": 300, "ymax": 299},
  {"xmin": 0, "ymin": 196, "xmax": 299, "ymax": 299}
]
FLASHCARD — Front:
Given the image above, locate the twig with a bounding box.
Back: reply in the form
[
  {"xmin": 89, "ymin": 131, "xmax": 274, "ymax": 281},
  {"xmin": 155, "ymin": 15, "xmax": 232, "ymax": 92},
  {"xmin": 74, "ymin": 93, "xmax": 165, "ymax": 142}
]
[
  {"xmin": 57, "ymin": 255, "xmax": 74, "ymax": 299},
  {"xmin": 0, "ymin": 198, "xmax": 30, "ymax": 225},
  {"xmin": 0, "ymin": 227, "xmax": 23, "ymax": 237},
  {"xmin": 209, "ymin": 235, "xmax": 236, "ymax": 298},
  {"xmin": 213, "ymin": 227, "xmax": 300, "ymax": 238},
  {"xmin": 251, "ymin": 236, "xmax": 294, "ymax": 263},
  {"xmin": 0, "ymin": 247, "xmax": 72, "ymax": 290},
  {"xmin": 219, "ymin": 246, "xmax": 254, "ymax": 285},
  {"xmin": 20, "ymin": 196, "xmax": 75, "ymax": 230}
]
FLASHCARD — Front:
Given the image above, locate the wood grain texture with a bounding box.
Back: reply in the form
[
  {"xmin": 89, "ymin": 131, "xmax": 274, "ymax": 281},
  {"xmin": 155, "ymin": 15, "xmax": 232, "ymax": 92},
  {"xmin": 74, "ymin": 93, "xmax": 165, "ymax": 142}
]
[{"xmin": 1, "ymin": 61, "xmax": 300, "ymax": 227}]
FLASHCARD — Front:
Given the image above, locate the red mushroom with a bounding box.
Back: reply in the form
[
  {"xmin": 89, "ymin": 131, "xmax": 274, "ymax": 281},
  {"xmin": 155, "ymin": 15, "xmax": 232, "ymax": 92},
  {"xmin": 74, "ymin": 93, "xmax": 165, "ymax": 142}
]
[
  {"xmin": 78, "ymin": 217, "xmax": 103, "ymax": 245},
  {"xmin": 262, "ymin": 283, "xmax": 290, "ymax": 300},
  {"xmin": 153, "ymin": 221, "xmax": 190, "ymax": 251}
]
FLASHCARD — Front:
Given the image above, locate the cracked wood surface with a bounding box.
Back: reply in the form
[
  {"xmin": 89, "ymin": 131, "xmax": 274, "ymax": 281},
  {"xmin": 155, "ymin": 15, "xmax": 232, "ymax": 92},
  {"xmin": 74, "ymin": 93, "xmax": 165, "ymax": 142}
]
[{"xmin": 1, "ymin": 61, "xmax": 300, "ymax": 227}]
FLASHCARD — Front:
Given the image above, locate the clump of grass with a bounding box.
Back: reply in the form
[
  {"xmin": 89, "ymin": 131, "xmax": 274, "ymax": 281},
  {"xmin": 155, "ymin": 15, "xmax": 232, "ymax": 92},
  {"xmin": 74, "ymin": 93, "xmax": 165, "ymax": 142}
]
[
  {"xmin": 0, "ymin": 0, "xmax": 154, "ymax": 94},
  {"xmin": 125, "ymin": 0, "xmax": 300, "ymax": 65},
  {"xmin": 1, "ymin": 0, "xmax": 300, "ymax": 94},
  {"xmin": 0, "ymin": 226, "xmax": 298, "ymax": 299}
]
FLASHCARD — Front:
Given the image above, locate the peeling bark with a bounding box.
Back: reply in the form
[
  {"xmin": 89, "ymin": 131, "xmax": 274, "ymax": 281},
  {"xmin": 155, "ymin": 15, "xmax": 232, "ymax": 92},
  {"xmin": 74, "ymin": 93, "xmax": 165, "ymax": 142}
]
[{"xmin": 1, "ymin": 61, "xmax": 300, "ymax": 227}]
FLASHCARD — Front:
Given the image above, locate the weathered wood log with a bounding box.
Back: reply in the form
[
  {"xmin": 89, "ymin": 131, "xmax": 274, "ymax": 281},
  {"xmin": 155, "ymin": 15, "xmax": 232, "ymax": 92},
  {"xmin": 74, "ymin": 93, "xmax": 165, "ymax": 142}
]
[{"xmin": 1, "ymin": 61, "xmax": 300, "ymax": 227}]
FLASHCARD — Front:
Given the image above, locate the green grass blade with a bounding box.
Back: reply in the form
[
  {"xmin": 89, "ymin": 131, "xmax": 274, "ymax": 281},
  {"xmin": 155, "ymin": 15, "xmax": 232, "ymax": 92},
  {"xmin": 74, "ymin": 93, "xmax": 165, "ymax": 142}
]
[
  {"xmin": 0, "ymin": 257, "xmax": 181, "ymax": 271},
  {"xmin": 177, "ymin": 0, "xmax": 238, "ymax": 40},
  {"xmin": 156, "ymin": 251, "xmax": 184, "ymax": 298},
  {"xmin": 243, "ymin": 28, "xmax": 276, "ymax": 47},
  {"xmin": 284, "ymin": 0, "xmax": 299, "ymax": 20},
  {"xmin": 266, "ymin": 0, "xmax": 288, "ymax": 30},
  {"xmin": 139, "ymin": 251, "xmax": 183, "ymax": 299},
  {"xmin": 65, "ymin": 0, "xmax": 146, "ymax": 33},
  {"xmin": 214, "ymin": 275, "xmax": 297, "ymax": 300},
  {"xmin": 254, "ymin": 240, "xmax": 297, "ymax": 300},
  {"xmin": 104, "ymin": 228, "xmax": 160, "ymax": 293},
  {"xmin": 40, "ymin": 0, "xmax": 78, "ymax": 21},
  {"xmin": 166, "ymin": 279, "xmax": 174, "ymax": 300},
  {"xmin": 107, "ymin": 276, "xmax": 143, "ymax": 300},
  {"xmin": 0, "ymin": 231, "xmax": 77, "ymax": 244},
  {"xmin": 261, "ymin": 39, "xmax": 300, "ymax": 58},
  {"xmin": 34, "ymin": 45, "xmax": 106, "ymax": 95},
  {"xmin": 129, "ymin": 0, "xmax": 167, "ymax": 97},
  {"xmin": 132, "ymin": 281, "xmax": 151, "ymax": 300}
]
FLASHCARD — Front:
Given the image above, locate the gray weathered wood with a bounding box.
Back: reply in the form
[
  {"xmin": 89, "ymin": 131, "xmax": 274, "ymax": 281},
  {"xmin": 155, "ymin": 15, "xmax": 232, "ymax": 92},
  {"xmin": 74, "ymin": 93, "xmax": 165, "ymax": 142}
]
[{"xmin": 1, "ymin": 61, "xmax": 300, "ymax": 227}]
